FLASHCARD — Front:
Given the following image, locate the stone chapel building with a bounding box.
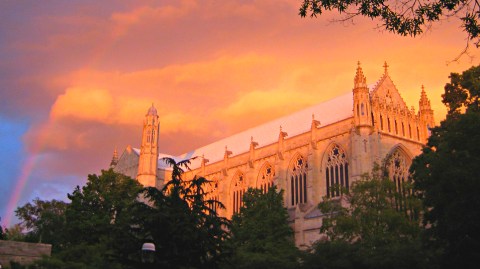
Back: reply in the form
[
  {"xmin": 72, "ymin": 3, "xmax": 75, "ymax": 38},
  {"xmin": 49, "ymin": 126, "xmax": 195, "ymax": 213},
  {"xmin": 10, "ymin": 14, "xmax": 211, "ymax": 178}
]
[{"xmin": 112, "ymin": 62, "xmax": 435, "ymax": 246}]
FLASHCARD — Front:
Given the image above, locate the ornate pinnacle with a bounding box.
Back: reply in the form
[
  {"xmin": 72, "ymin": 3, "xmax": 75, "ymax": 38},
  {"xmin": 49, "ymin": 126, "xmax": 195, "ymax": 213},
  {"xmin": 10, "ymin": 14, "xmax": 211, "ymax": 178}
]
[{"xmin": 354, "ymin": 61, "xmax": 367, "ymax": 88}]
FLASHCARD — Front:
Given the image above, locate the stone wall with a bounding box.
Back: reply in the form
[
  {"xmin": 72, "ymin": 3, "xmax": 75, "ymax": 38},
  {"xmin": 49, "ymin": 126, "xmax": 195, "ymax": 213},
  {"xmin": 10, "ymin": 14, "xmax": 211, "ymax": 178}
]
[{"xmin": 0, "ymin": 240, "xmax": 51, "ymax": 267}]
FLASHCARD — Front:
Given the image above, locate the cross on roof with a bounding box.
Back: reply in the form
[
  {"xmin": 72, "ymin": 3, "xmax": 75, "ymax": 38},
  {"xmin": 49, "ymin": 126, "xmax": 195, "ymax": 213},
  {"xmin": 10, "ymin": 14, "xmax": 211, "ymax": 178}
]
[{"xmin": 383, "ymin": 61, "xmax": 389, "ymax": 75}]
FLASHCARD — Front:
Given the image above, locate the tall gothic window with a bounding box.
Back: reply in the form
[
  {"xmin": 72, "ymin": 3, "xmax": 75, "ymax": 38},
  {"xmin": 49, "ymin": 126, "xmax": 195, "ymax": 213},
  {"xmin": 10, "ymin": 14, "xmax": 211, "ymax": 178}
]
[
  {"xmin": 206, "ymin": 179, "xmax": 219, "ymax": 213},
  {"xmin": 257, "ymin": 163, "xmax": 275, "ymax": 194},
  {"xmin": 388, "ymin": 117, "xmax": 391, "ymax": 132},
  {"xmin": 380, "ymin": 115, "xmax": 384, "ymax": 130},
  {"xmin": 402, "ymin": 122, "xmax": 405, "ymax": 136},
  {"xmin": 289, "ymin": 155, "xmax": 308, "ymax": 206},
  {"xmin": 325, "ymin": 145, "xmax": 349, "ymax": 198},
  {"xmin": 409, "ymin": 124, "xmax": 412, "ymax": 138},
  {"xmin": 231, "ymin": 172, "xmax": 246, "ymax": 215},
  {"xmin": 394, "ymin": 120, "xmax": 398, "ymax": 134},
  {"xmin": 361, "ymin": 103, "xmax": 365, "ymax": 115},
  {"xmin": 386, "ymin": 149, "xmax": 410, "ymax": 212}
]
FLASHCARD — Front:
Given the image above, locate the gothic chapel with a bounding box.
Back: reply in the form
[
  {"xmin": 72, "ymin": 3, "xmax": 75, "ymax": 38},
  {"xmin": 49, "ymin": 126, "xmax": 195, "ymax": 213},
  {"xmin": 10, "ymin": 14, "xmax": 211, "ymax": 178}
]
[{"xmin": 113, "ymin": 62, "xmax": 435, "ymax": 246}]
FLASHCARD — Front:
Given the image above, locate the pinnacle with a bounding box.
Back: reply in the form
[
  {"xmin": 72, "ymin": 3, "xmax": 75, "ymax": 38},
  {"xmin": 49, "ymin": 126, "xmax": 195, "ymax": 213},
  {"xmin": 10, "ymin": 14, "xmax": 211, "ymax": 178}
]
[{"xmin": 354, "ymin": 61, "xmax": 367, "ymax": 88}]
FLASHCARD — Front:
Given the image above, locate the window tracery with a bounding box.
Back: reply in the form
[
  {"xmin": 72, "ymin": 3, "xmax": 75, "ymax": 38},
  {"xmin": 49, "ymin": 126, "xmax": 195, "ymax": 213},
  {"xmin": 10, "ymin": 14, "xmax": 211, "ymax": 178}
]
[
  {"xmin": 231, "ymin": 172, "xmax": 246, "ymax": 214},
  {"xmin": 386, "ymin": 149, "xmax": 410, "ymax": 211},
  {"xmin": 257, "ymin": 163, "xmax": 275, "ymax": 194},
  {"xmin": 325, "ymin": 145, "xmax": 349, "ymax": 198},
  {"xmin": 206, "ymin": 178, "xmax": 219, "ymax": 213},
  {"xmin": 289, "ymin": 155, "xmax": 308, "ymax": 206}
]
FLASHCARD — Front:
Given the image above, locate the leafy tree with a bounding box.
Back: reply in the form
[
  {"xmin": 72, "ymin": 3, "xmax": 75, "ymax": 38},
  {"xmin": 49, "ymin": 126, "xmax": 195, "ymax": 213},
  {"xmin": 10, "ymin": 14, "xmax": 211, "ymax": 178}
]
[
  {"xmin": 134, "ymin": 158, "xmax": 230, "ymax": 269},
  {"xmin": 15, "ymin": 198, "xmax": 67, "ymax": 249},
  {"xmin": 4, "ymin": 224, "xmax": 26, "ymax": 242},
  {"xmin": 0, "ymin": 217, "xmax": 5, "ymax": 240},
  {"xmin": 303, "ymin": 166, "xmax": 427, "ymax": 269},
  {"xmin": 34, "ymin": 169, "xmax": 144, "ymax": 269},
  {"xmin": 299, "ymin": 1, "xmax": 480, "ymax": 48},
  {"xmin": 411, "ymin": 65, "xmax": 480, "ymax": 269},
  {"xmin": 226, "ymin": 187, "xmax": 300, "ymax": 269}
]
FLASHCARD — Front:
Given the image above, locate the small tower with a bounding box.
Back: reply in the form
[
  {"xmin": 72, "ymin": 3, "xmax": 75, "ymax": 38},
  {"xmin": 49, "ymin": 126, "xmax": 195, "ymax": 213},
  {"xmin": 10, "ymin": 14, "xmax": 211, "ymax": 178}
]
[
  {"xmin": 418, "ymin": 85, "xmax": 435, "ymax": 141},
  {"xmin": 137, "ymin": 104, "xmax": 160, "ymax": 187},
  {"xmin": 110, "ymin": 147, "xmax": 119, "ymax": 168},
  {"xmin": 353, "ymin": 61, "xmax": 372, "ymax": 128}
]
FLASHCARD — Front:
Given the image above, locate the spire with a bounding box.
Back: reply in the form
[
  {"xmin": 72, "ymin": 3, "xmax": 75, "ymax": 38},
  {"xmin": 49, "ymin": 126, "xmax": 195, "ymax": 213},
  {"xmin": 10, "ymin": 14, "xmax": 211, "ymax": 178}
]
[
  {"xmin": 147, "ymin": 103, "xmax": 157, "ymax": 116},
  {"xmin": 354, "ymin": 61, "xmax": 367, "ymax": 88},
  {"xmin": 383, "ymin": 61, "xmax": 389, "ymax": 76},
  {"xmin": 110, "ymin": 147, "xmax": 118, "ymax": 167},
  {"xmin": 419, "ymin": 85, "xmax": 431, "ymax": 111}
]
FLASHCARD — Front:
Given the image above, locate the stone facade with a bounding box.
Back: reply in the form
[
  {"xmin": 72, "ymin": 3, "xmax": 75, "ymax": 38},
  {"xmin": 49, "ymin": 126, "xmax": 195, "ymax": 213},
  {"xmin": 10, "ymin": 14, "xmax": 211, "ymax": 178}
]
[
  {"xmin": 114, "ymin": 62, "xmax": 434, "ymax": 247},
  {"xmin": 0, "ymin": 240, "xmax": 51, "ymax": 267}
]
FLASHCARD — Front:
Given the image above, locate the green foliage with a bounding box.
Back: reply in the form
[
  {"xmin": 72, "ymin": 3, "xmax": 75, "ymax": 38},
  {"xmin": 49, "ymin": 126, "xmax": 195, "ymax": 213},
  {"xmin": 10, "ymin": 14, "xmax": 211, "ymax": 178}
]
[
  {"xmin": 299, "ymin": 0, "xmax": 480, "ymax": 47},
  {"xmin": 133, "ymin": 157, "xmax": 231, "ymax": 269},
  {"xmin": 227, "ymin": 187, "xmax": 300, "ymax": 269},
  {"xmin": 0, "ymin": 217, "xmax": 5, "ymax": 240},
  {"xmin": 411, "ymin": 65, "xmax": 480, "ymax": 268},
  {"xmin": 303, "ymin": 166, "xmax": 427, "ymax": 269},
  {"xmin": 63, "ymin": 169, "xmax": 143, "ymax": 267},
  {"xmin": 442, "ymin": 65, "xmax": 480, "ymax": 115},
  {"xmin": 15, "ymin": 198, "xmax": 67, "ymax": 250},
  {"xmin": 4, "ymin": 224, "xmax": 26, "ymax": 242}
]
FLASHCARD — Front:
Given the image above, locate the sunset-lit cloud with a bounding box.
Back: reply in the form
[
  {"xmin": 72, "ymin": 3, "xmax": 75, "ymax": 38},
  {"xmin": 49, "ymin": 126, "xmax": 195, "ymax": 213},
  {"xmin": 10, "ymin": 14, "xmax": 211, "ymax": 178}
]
[{"xmin": 1, "ymin": 0, "xmax": 479, "ymax": 227}]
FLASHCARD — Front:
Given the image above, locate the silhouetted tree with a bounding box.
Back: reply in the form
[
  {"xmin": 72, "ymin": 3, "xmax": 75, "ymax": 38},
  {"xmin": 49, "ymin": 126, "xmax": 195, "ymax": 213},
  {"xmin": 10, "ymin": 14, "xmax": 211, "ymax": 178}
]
[
  {"xmin": 134, "ymin": 157, "xmax": 231, "ymax": 269},
  {"xmin": 226, "ymin": 187, "xmax": 300, "ymax": 269},
  {"xmin": 411, "ymin": 65, "xmax": 480, "ymax": 269}
]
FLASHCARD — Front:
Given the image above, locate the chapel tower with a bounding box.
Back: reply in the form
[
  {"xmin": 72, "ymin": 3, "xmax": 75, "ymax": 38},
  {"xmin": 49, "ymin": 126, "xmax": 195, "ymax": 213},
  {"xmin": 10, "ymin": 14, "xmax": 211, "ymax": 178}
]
[
  {"xmin": 137, "ymin": 104, "xmax": 160, "ymax": 187},
  {"xmin": 353, "ymin": 62, "xmax": 372, "ymax": 128}
]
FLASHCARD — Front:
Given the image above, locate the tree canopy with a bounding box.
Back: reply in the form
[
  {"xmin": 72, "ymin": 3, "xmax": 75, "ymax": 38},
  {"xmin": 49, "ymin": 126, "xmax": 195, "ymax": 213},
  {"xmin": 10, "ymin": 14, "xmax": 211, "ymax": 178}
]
[
  {"xmin": 411, "ymin": 65, "xmax": 480, "ymax": 269},
  {"xmin": 15, "ymin": 198, "xmax": 67, "ymax": 249},
  {"xmin": 131, "ymin": 157, "xmax": 231, "ymax": 269},
  {"xmin": 299, "ymin": 1, "xmax": 480, "ymax": 47},
  {"xmin": 227, "ymin": 187, "xmax": 299, "ymax": 269},
  {"xmin": 303, "ymin": 166, "xmax": 427, "ymax": 269}
]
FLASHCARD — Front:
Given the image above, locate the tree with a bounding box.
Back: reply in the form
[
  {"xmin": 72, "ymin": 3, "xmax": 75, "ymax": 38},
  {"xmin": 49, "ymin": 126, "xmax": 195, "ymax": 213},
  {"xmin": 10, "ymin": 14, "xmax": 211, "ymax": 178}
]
[
  {"xmin": 226, "ymin": 187, "xmax": 300, "ymax": 269},
  {"xmin": 15, "ymin": 198, "xmax": 67, "ymax": 249},
  {"xmin": 299, "ymin": 1, "xmax": 480, "ymax": 50},
  {"xmin": 54, "ymin": 169, "xmax": 143, "ymax": 268},
  {"xmin": 303, "ymin": 166, "xmax": 427, "ymax": 269},
  {"xmin": 0, "ymin": 217, "xmax": 5, "ymax": 240},
  {"xmin": 4, "ymin": 223, "xmax": 26, "ymax": 242},
  {"xmin": 133, "ymin": 157, "xmax": 231, "ymax": 269},
  {"xmin": 411, "ymin": 65, "xmax": 480, "ymax": 269}
]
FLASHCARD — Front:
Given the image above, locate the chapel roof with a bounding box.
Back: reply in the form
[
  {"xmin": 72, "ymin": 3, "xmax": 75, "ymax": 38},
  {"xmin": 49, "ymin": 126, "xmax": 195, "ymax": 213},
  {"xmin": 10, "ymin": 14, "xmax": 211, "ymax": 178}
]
[{"xmin": 170, "ymin": 91, "xmax": 354, "ymax": 170}]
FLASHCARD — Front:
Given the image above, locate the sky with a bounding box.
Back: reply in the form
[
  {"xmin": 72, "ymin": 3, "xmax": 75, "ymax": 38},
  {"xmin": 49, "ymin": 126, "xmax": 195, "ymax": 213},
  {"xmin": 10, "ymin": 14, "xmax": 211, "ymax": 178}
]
[{"xmin": 1, "ymin": 0, "xmax": 479, "ymax": 227}]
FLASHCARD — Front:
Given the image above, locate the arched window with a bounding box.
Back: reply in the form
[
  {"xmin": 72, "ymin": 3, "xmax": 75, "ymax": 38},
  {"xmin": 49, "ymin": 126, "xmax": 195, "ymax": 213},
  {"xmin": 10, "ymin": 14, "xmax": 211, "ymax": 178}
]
[
  {"xmin": 361, "ymin": 103, "xmax": 365, "ymax": 115},
  {"xmin": 231, "ymin": 172, "xmax": 246, "ymax": 215},
  {"xmin": 388, "ymin": 117, "xmax": 391, "ymax": 132},
  {"xmin": 409, "ymin": 124, "xmax": 412, "ymax": 138},
  {"xmin": 380, "ymin": 115, "xmax": 384, "ymax": 130},
  {"xmin": 206, "ymin": 178, "xmax": 219, "ymax": 213},
  {"xmin": 386, "ymin": 149, "xmax": 410, "ymax": 211},
  {"xmin": 371, "ymin": 112, "xmax": 375, "ymax": 127},
  {"xmin": 357, "ymin": 104, "xmax": 360, "ymax": 116},
  {"xmin": 417, "ymin": 127, "xmax": 420, "ymax": 141},
  {"xmin": 289, "ymin": 155, "xmax": 308, "ymax": 206},
  {"xmin": 402, "ymin": 122, "xmax": 405, "ymax": 136},
  {"xmin": 325, "ymin": 145, "xmax": 349, "ymax": 198},
  {"xmin": 257, "ymin": 163, "xmax": 275, "ymax": 194},
  {"xmin": 394, "ymin": 120, "xmax": 398, "ymax": 134}
]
